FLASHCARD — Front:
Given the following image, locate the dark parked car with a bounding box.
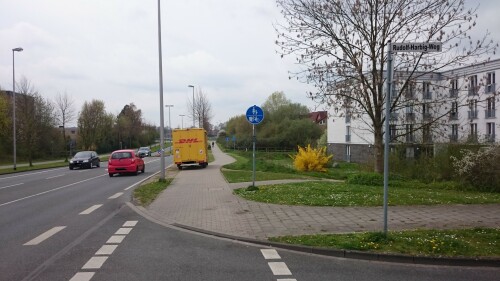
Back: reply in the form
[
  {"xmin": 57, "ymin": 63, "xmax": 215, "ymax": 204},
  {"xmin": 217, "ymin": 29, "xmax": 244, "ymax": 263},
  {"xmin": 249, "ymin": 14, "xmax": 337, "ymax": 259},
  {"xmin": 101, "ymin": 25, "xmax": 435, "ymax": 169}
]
[
  {"xmin": 108, "ymin": 149, "xmax": 145, "ymax": 177},
  {"xmin": 137, "ymin": 147, "xmax": 152, "ymax": 157},
  {"xmin": 69, "ymin": 151, "xmax": 100, "ymax": 170}
]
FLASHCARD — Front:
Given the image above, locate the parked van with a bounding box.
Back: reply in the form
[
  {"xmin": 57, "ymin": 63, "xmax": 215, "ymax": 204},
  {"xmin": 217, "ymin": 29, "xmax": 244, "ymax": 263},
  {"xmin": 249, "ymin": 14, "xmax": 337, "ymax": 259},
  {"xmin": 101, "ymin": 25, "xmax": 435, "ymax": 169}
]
[{"xmin": 172, "ymin": 128, "xmax": 208, "ymax": 169}]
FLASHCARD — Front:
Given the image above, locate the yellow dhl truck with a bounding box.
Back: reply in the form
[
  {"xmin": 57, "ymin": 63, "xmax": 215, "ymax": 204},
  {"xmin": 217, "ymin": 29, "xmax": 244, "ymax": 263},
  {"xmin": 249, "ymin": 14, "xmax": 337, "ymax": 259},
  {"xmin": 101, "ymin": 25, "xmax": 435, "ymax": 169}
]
[{"xmin": 172, "ymin": 128, "xmax": 208, "ymax": 169}]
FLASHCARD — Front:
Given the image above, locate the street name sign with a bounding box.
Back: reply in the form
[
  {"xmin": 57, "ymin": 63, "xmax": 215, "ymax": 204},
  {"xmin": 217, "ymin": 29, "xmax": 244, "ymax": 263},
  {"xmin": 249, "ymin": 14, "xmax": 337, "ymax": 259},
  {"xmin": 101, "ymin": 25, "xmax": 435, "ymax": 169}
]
[{"xmin": 392, "ymin": 42, "xmax": 442, "ymax": 53}]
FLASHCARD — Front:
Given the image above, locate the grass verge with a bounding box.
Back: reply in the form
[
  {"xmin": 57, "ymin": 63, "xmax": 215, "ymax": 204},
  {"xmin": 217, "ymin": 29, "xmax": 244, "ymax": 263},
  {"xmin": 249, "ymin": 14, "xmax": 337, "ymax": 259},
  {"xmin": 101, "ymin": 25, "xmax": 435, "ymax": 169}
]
[
  {"xmin": 234, "ymin": 181, "xmax": 500, "ymax": 206},
  {"xmin": 0, "ymin": 162, "xmax": 67, "ymax": 175},
  {"xmin": 269, "ymin": 228, "xmax": 500, "ymax": 258},
  {"xmin": 133, "ymin": 179, "xmax": 172, "ymax": 206}
]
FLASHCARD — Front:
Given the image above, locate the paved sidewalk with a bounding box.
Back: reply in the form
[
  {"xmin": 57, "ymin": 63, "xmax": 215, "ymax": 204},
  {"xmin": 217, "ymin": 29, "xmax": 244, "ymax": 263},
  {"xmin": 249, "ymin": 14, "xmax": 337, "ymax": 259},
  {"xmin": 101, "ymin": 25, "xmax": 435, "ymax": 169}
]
[{"xmin": 146, "ymin": 144, "xmax": 500, "ymax": 240}]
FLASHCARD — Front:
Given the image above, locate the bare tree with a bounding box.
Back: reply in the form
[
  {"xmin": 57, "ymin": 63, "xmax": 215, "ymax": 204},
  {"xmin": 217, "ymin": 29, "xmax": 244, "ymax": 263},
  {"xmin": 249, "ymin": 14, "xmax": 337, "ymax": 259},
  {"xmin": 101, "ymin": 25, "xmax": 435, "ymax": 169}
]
[
  {"xmin": 276, "ymin": 0, "xmax": 498, "ymax": 173},
  {"xmin": 16, "ymin": 77, "xmax": 55, "ymax": 166},
  {"xmin": 55, "ymin": 92, "xmax": 76, "ymax": 160},
  {"xmin": 189, "ymin": 88, "xmax": 213, "ymax": 131}
]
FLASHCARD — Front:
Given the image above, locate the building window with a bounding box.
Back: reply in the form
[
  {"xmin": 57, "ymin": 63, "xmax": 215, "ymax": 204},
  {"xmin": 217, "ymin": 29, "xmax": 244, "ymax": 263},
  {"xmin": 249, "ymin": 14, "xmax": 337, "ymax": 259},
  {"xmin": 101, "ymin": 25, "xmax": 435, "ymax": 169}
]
[
  {"xmin": 469, "ymin": 123, "xmax": 478, "ymax": 142},
  {"xmin": 486, "ymin": 72, "xmax": 496, "ymax": 93},
  {"xmin": 423, "ymin": 103, "xmax": 432, "ymax": 121},
  {"xmin": 468, "ymin": 75, "xmax": 478, "ymax": 96},
  {"xmin": 450, "ymin": 124, "xmax": 458, "ymax": 142},
  {"xmin": 405, "ymin": 81, "xmax": 416, "ymax": 99},
  {"xmin": 468, "ymin": 99, "xmax": 478, "ymax": 119},
  {"xmin": 486, "ymin": 123, "xmax": 496, "ymax": 142},
  {"xmin": 486, "ymin": 97, "xmax": 496, "ymax": 118},
  {"xmin": 423, "ymin": 125, "xmax": 432, "ymax": 143},
  {"xmin": 405, "ymin": 124, "xmax": 414, "ymax": 143},
  {"xmin": 389, "ymin": 125, "xmax": 397, "ymax": 142},
  {"xmin": 345, "ymin": 126, "xmax": 351, "ymax": 142},
  {"xmin": 450, "ymin": 102, "xmax": 458, "ymax": 120},
  {"xmin": 422, "ymin": 82, "xmax": 432, "ymax": 99},
  {"xmin": 450, "ymin": 79, "xmax": 458, "ymax": 98}
]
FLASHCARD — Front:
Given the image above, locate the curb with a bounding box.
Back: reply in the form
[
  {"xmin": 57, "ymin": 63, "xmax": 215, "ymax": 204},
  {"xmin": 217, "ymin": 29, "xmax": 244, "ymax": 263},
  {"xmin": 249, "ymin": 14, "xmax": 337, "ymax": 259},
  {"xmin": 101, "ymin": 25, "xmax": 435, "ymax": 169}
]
[{"xmin": 127, "ymin": 202, "xmax": 499, "ymax": 268}]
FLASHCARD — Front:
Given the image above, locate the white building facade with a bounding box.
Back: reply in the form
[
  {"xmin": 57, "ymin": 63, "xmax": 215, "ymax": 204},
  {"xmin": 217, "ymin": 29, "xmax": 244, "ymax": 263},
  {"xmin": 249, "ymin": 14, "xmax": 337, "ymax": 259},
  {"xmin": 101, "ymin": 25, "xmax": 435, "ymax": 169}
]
[{"xmin": 327, "ymin": 59, "xmax": 499, "ymax": 162}]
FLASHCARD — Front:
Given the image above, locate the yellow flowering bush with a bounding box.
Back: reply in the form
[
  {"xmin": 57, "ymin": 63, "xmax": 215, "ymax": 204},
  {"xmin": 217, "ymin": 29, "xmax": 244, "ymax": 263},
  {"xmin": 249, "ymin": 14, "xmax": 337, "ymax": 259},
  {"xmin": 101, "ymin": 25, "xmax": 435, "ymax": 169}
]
[{"xmin": 290, "ymin": 144, "xmax": 332, "ymax": 172}]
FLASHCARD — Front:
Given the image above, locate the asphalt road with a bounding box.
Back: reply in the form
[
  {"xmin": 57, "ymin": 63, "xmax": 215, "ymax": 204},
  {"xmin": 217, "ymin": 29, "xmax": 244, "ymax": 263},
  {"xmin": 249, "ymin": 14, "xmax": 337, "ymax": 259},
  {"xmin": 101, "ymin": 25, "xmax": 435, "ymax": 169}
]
[{"xmin": 0, "ymin": 156, "xmax": 498, "ymax": 281}]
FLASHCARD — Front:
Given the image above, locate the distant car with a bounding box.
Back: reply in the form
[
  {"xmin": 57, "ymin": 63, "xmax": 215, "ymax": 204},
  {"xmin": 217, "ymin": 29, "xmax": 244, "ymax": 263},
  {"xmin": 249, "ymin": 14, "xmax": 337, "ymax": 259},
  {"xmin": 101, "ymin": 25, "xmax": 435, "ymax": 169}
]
[
  {"xmin": 137, "ymin": 147, "xmax": 152, "ymax": 157},
  {"xmin": 69, "ymin": 151, "xmax": 100, "ymax": 170},
  {"xmin": 108, "ymin": 149, "xmax": 145, "ymax": 177}
]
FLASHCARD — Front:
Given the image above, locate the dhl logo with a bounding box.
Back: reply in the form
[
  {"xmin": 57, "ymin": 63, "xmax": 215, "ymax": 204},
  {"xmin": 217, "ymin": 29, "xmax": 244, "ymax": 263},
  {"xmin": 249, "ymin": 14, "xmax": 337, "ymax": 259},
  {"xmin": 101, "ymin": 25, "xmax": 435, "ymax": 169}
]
[{"xmin": 176, "ymin": 138, "xmax": 202, "ymax": 144}]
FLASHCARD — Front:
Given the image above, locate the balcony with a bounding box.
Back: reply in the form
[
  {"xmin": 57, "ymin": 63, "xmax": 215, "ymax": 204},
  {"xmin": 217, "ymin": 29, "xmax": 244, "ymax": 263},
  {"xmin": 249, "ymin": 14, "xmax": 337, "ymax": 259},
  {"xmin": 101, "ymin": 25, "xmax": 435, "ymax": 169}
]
[
  {"xmin": 449, "ymin": 134, "xmax": 458, "ymax": 143},
  {"xmin": 423, "ymin": 113, "xmax": 433, "ymax": 121},
  {"xmin": 486, "ymin": 83, "xmax": 496, "ymax": 94},
  {"xmin": 485, "ymin": 109, "xmax": 496, "ymax": 119},
  {"xmin": 405, "ymin": 113, "xmax": 415, "ymax": 122},
  {"xmin": 485, "ymin": 134, "xmax": 496, "ymax": 143},
  {"xmin": 449, "ymin": 88, "xmax": 459, "ymax": 98},
  {"xmin": 405, "ymin": 135, "xmax": 415, "ymax": 143},
  {"xmin": 345, "ymin": 135, "xmax": 351, "ymax": 142},
  {"xmin": 468, "ymin": 110, "xmax": 478, "ymax": 119},
  {"xmin": 468, "ymin": 86, "xmax": 479, "ymax": 96},
  {"xmin": 423, "ymin": 91, "xmax": 432, "ymax": 100},
  {"xmin": 389, "ymin": 112, "xmax": 399, "ymax": 121},
  {"xmin": 449, "ymin": 112, "xmax": 458, "ymax": 120}
]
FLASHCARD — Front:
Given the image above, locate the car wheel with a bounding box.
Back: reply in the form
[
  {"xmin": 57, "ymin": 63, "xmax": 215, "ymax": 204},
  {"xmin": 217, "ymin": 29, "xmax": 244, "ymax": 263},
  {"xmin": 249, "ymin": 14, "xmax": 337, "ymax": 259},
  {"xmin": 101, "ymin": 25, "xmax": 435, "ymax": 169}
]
[
  {"xmin": 96, "ymin": 161, "xmax": 100, "ymax": 168},
  {"xmin": 134, "ymin": 167, "xmax": 139, "ymax": 176},
  {"xmin": 88, "ymin": 163, "xmax": 93, "ymax": 169},
  {"xmin": 109, "ymin": 173, "xmax": 113, "ymax": 177},
  {"xmin": 141, "ymin": 165, "xmax": 145, "ymax": 173},
  {"xmin": 69, "ymin": 166, "xmax": 73, "ymax": 170}
]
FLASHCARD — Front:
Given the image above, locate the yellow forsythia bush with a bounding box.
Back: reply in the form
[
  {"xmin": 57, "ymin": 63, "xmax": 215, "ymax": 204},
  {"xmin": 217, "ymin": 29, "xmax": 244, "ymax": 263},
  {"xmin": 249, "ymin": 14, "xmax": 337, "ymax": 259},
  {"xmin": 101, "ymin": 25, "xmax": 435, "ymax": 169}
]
[{"xmin": 290, "ymin": 144, "xmax": 332, "ymax": 172}]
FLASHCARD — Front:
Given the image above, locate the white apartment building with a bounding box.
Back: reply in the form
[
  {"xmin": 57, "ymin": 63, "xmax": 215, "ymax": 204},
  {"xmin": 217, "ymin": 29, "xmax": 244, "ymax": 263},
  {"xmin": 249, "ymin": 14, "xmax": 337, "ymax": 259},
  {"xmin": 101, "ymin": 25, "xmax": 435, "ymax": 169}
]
[{"xmin": 327, "ymin": 59, "xmax": 499, "ymax": 163}]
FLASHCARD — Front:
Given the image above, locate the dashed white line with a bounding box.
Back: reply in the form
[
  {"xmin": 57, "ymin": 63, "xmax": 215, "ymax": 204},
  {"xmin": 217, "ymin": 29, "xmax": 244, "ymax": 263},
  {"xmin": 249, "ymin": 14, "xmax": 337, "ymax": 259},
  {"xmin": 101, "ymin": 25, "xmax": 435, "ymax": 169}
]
[
  {"xmin": 79, "ymin": 204, "xmax": 103, "ymax": 215},
  {"xmin": 69, "ymin": 272, "xmax": 95, "ymax": 281},
  {"xmin": 82, "ymin": 256, "xmax": 108, "ymax": 269},
  {"xmin": 106, "ymin": 235, "xmax": 126, "ymax": 244},
  {"xmin": 46, "ymin": 174, "xmax": 65, "ymax": 179},
  {"xmin": 261, "ymin": 249, "xmax": 281, "ymax": 259},
  {"xmin": 108, "ymin": 192, "xmax": 123, "ymax": 199},
  {"xmin": 24, "ymin": 226, "xmax": 66, "ymax": 246},
  {"xmin": 123, "ymin": 220, "xmax": 138, "ymax": 227},
  {"xmin": 277, "ymin": 279, "xmax": 297, "ymax": 281},
  {"xmin": 115, "ymin": 228, "xmax": 132, "ymax": 235},
  {"xmin": 268, "ymin": 262, "xmax": 292, "ymax": 276},
  {"xmin": 95, "ymin": 245, "xmax": 118, "ymax": 255},
  {"xmin": 0, "ymin": 182, "xmax": 24, "ymax": 190}
]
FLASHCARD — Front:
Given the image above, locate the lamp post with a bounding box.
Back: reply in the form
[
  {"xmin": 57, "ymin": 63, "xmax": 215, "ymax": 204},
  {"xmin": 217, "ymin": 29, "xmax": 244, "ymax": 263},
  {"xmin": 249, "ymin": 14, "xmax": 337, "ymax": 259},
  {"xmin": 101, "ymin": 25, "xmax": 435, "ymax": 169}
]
[
  {"xmin": 188, "ymin": 85, "xmax": 195, "ymax": 128},
  {"xmin": 157, "ymin": 0, "xmax": 166, "ymax": 181},
  {"xmin": 12, "ymin": 47, "xmax": 23, "ymax": 170},
  {"xmin": 165, "ymin": 104, "xmax": 173, "ymax": 139},
  {"xmin": 179, "ymin": 114, "xmax": 185, "ymax": 129}
]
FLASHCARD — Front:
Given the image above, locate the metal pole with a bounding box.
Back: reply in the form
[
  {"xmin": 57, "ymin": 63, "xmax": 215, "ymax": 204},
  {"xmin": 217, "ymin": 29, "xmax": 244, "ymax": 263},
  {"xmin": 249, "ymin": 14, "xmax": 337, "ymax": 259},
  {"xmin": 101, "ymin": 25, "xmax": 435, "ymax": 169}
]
[
  {"xmin": 157, "ymin": 0, "xmax": 165, "ymax": 181},
  {"xmin": 252, "ymin": 124, "xmax": 256, "ymax": 188},
  {"xmin": 383, "ymin": 41, "xmax": 393, "ymax": 235},
  {"xmin": 188, "ymin": 85, "xmax": 195, "ymax": 128},
  {"xmin": 12, "ymin": 47, "xmax": 23, "ymax": 170}
]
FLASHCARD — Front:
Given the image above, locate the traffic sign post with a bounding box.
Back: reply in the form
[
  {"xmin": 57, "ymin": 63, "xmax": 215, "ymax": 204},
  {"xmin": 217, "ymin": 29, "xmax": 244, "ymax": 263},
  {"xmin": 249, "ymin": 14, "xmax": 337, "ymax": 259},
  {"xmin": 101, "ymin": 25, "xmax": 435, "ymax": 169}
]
[
  {"xmin": 246, "ymin": 105, "xmax": 264, "ymax": 190},
  {"xmin": 383, "ymin": 41, "xmax": 442, "ymax": 235}
]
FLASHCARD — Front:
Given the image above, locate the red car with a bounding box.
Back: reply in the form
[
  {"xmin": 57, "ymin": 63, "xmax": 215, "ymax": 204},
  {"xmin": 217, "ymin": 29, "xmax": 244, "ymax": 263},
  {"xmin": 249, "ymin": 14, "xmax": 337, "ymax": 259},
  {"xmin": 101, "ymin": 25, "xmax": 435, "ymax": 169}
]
[{"xmin": 108, "ymin": 149, "xmax": 145, "ymax": 177}]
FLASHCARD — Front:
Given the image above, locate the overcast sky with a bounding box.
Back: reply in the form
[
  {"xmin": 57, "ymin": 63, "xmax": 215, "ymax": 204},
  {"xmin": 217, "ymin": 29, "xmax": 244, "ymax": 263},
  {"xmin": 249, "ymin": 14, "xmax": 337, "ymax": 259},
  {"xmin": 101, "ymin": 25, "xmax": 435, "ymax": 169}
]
[{"xmin": 1, "ymin": 0, "xmax": 499, "ymax": 129}]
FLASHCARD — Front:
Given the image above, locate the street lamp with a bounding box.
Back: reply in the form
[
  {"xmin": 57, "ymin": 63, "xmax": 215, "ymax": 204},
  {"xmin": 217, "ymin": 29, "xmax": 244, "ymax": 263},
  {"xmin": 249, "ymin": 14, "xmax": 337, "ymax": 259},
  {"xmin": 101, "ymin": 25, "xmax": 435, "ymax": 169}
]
[
  {"xmin": 12, "ymin": 47, "xmax": 23, "ymax": 170},
  {"xmin": 188, "ymin": 85, "xmax": 195, "ymax": 128},
  {"xmin": 179, "ymin": 114, "xmax": 185, "ymax": 129},
  {"xmin": 157, "ymin": 0, "xmax": 166, "ymax": 181},
  {"xmin": 165, "ymin": 105, "xmax": 173, "ymax": 140}
]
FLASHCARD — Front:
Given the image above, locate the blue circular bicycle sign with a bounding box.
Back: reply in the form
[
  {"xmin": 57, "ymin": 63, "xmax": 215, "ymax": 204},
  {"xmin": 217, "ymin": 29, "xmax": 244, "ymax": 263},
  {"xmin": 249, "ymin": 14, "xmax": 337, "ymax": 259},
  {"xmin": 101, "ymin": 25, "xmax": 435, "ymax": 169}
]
[{"xmin": 246, "ymin": 105, "xmax": 264, "ymax": 125}]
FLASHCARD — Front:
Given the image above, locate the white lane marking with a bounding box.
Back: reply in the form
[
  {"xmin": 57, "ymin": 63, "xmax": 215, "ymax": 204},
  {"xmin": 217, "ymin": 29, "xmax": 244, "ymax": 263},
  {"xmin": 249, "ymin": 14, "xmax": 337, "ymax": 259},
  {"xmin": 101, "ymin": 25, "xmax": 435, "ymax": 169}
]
[
  {"xmin": 108, "ymin": 192, "xmax": 123, "ymax": 199},
  {"xmin": 261, "ymin": 249, "xmax": 281, "ymax": 260},
  {"xmin": 0, "ymin": 174, "xmax": 106, "ymax": 207},
  {"xmin": 268, "ymin": 262, "xmax": 292, "ymax": 276},
  {"xmin": 95, "ymin": 244, "xmax": 118, "ymax": 255},
  {"xmin": 123, "ymin": 220, "xmax": 138, "ymax": 227},
  {"xmin": 24, "ymin": 226, "xmax": 66, "ymax": 246},
  {"xmin": 0, "ymin": 182, "xmax": 24, "ymax": 190},
  {"xmin": 79, "ymin": 204, "xmax": 103, "ymax": 215},
  {"xmin": 277, "ymin": 279, "xmax": 297, "ymax": 281},
  {"xmin": 69, "ymin": 272, "xmax": 95, "ymax": 281},
  {"xmin": 106, "ymin": 235, "xmax": 126, "ymax": 244},
  {"xmin": 82, "ymin": 256, "xmax": 108, "ymax": 269},
  {"xmin": 46, "ymin": 174, "xmax": 65, "ymax": 179},
  {"xmin": 0, "ymin": 168, "xmax": 66, "ymax": 180},
  {"xmin": 115, "ymin": 228, "xmax": 132, "ymax": 235}
]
